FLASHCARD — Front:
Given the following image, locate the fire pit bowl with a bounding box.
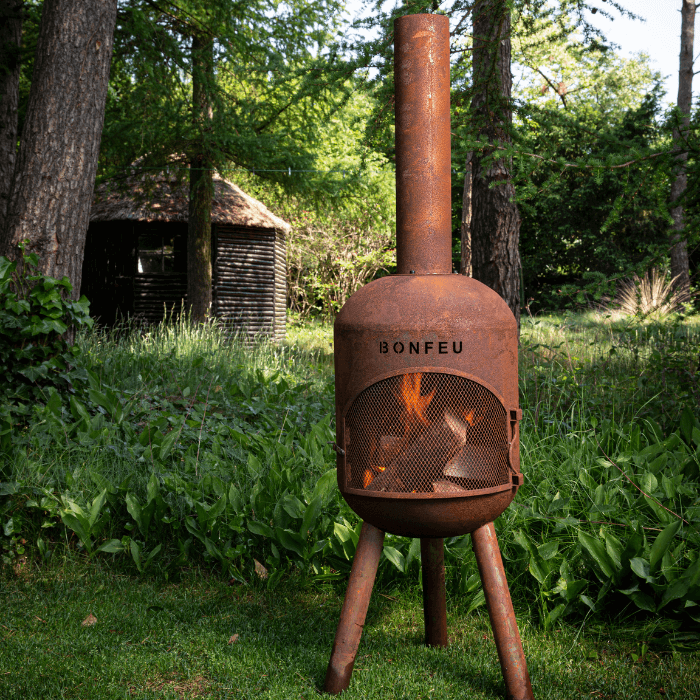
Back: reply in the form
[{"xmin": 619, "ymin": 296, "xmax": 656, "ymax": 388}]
[{"xmin": 335, "ymin": 273, "xmax": 522, "ymax": 538}]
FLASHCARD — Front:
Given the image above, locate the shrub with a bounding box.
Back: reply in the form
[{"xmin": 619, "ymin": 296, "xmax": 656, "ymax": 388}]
[{"xmin": 0, "ymin": 246, "xmax": 93, "ymax": 449}]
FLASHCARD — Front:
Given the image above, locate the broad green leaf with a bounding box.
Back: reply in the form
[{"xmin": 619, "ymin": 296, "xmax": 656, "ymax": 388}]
[
  {"xmin": 529, "ymin": 552, "xmax": 555, "ymax": 585},
  {"xmin": 680, "ymin": 407, "xmax": 697, "ymax": 445},
  {"xmin": 579, "ymin": 594, "xmax": 596, "ymax": 612},
  {"xmin": 639, "ymin": 471, "xmax": 658, "ymax": 494},
  {"xmin": 146, "ymin": 473, "xmax": 160, "ymax": 504},
  {"xmin": 282, "ymin": 494, "xmax": 305, "ymax": 520},
  {"xmin": 578, "ymin": 469, "xmax": 596, "ymax": 490},
  {"xmin": 68, "ymin": 396, "xmax": 90, "ymax": 426},
  {"xmin": 130, "ymin": 539, "xmax": 142, "ymax": 572},
  {"xmin": 228, "ymin": 484, "xmax": 243, "ymax": 512},
  {"xmin": 604, "ymin": 533, "xmax": 623, "ymax": 572},
  {"xmin": 311, "ymin": 468, "xmax": 337, "ymax": 502},
  {"xmin": 383, "ymin": 545, "xmax": 405, "ymax": 573},
  {"xmin": 659, "ymin": 578, "xmax": 691, "ymax": 610},
  {"xmin": 275, "ymin": 528, "xmax": 305, "ymax": 557},
  {"xmin": 46, "ymin": 391, "xmax": 62, "ymax": 418},
  {"xmin": 649, "ymin": 520, "xmax": 681, "ymax": 571},
  {"xmin": 89, "ymin": 489, "xmax": 108, "ymax": 528},
  {"xmin": 545, "ymin": 603, "xmax": 566, "ymax": 629},
  {"xmin": 630, "ymin": 591, "xmax": 656, "ymax": 612},
  {"xmin": 96, "ymin": 539, "xmax": 125, "ymax": 554},
  {"xmin": 210, "ymin": 496, "xmax": 227, "ymax": 522},
  {"xmin": 300, "ymin": 494, "xmax": 323, "ymax": 537},
  {"xmin": 538, "ymin": 541, "xmax": 559, "ymax": 561},
  {"xmin": 60, "ymin": 512, "xmax": 92, "ymax": 553},
  {"xmin": 247, "ymin": 453, "xmax": 263, "ymax": 477},
  {"xmin": 578, "ymin": 531, "xmax": 616, "ymax": 579},
  {"xmin": 466, "ymin": 589, "xmax": 486, "ymax": 615},
  {"xmin": 125, "ymin": 492, "xmax": 148, "ymax": 537},
  {"xmin": 405, "ymin": 538, "xmax": 421, "ymax": 570},
  {"xmin": 158, "ymin": 430, "xmax": 178, "ymax": 461},
  {"xmin": 630, "ymin": 557, "xmax": 653, "ymax": 583},
  {"xmin": 661, "ymin": 474, "xmax": 677, "ymax": 500},
  {"xmin": 248, "ymin": 520, "xmax": 274, "ymax": 538}
]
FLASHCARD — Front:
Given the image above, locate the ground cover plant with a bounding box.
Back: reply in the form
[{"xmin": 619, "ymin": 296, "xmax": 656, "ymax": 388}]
[{"xmin": 2, "ymin": 277, "xmax": 700, "ymax": 695}]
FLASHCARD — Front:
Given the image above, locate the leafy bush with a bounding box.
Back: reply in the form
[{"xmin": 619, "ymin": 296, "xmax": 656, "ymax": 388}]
[
  {"xmin": 0, "ymin": 247, "xmax": 93, "ymax": 452},
  {"xmin": 3, "ymin": 312, "xmax": 700, "ymax": 639}
]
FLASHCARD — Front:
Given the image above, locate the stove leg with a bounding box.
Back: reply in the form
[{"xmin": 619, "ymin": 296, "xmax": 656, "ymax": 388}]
[
  {"xmin": 421, "ymin": 537, "xmax": 448, "ymax": 647},
  {"xmin": 472, "ymin": 522, "xmax": 534, "ymax": 700},
  {"xmin": 324, "ymin": 521, "xmax": 385, "ymax": 695}
]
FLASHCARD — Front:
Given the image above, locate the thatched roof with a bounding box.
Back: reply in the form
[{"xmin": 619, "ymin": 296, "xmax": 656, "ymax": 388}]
[{"xmin": 90, "ymin": 168, "xmax": 290, "ymax": 233}]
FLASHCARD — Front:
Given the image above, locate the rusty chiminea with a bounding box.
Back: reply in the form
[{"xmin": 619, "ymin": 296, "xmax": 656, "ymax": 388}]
[{"xmin": 323, "ymin": 14, "xmax": 533, "ymax": 700}]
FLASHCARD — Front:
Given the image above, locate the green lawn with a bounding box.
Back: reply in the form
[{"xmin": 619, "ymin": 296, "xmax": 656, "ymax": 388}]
[{"xmin": 3, "ymin": 557, "xmax": 700, "ymax": 699}]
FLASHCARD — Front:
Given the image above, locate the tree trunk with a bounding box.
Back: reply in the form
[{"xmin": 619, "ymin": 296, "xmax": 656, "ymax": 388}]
[
  {"xmin": 0, "ymin": 0, "xmax": 23, "ymax": 226},
  {"xmin": 669, "ymin": 0, "xmax": 695, "ymax": 302},
  {"xmin": 0, "ymin": 0, "xmax": 117, "ymax": 296},
  {"xmin": 470, "ymin": 0, "xmax": 521, "ymax": 330},
  {"xmin": 460, "ymin": 151, "xmax": 472, "ymax": 276},
  {"xmin": 187, "ymin": 32, "xmax": 214, "ymax": 323}
]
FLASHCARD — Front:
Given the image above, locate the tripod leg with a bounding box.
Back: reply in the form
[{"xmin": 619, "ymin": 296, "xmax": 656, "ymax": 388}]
[
  {"xmin": 324, "ymin": 522, "xmax": 385, "ymax": 695},
  {"xmin": 472, "ymin": 522, "xmax": 534, "ymax": 700},
  {"xmin": 420, "ymin": 537, "xmax": 448, "ymax": 647}
]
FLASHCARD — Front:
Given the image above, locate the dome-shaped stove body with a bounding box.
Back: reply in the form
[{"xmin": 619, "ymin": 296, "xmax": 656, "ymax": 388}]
[{"xmin": 334, "ymin": 273, "xmax": 522, "ymax": 538}]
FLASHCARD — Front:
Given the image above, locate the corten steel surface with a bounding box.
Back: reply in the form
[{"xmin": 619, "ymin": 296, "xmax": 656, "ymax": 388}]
[
  {"xmin": 421, "ymin": 538, "xmax": 448, "ymax": 647},
  {"xmin": 334, "ymin": 274, "xmax": 522, "ymax": 537},
  {"xmin": 394, "ymin": 14, "xmax": 452, "ymax": 275},
  {"xmin": 324, "ymin": 522, "xmax": 385, "ymax": 695},
  {"xmin": 473, "ymin": 523, "xmax": 534, "ymax": 700},
  {"xmin": 324, "ymin": 12, "xmax": 532, "ymax": 699}
]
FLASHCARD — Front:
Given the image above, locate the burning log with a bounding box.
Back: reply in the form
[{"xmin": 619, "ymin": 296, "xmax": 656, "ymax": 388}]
[{"xmin": 368, "ymin": 414, "xmax": 466, "ymax": 492}]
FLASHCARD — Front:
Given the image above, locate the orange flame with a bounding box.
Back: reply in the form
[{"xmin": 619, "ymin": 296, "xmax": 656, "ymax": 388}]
[
  {"xmin": 363, "ymin": 470, "xmax": 374, "ymax": 488},
  {"xmin": 396, "ymin": 373, "xmax": 435, "ymax": 428},
  {"xmin": 463, "ymin": 409, "xmax": 483, "ymax": 427}
]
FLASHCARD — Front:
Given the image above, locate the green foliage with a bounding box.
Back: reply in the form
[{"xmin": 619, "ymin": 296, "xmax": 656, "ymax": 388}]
[
  {"xmin": 227, "ymin": 89, "xmax": 396, "ymax": 318},
  {"xmin": 3, "ymin": 313, "xmax": 700, "ymax": 638},
  {"xmin": 100, "ymin": 0, "xmax": 346, "ymax": 187},
  {"xmin": 0, "ymin": 248, "xmax": 93, "ymax": 454}
]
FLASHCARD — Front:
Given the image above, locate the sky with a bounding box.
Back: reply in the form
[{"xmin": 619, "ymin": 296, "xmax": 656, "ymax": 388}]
[
  {"xmin": 588, "ymin": 0, "xmax": 688, "ymax": 106},
  {"xmin": 342, "ymin": 1, "xmax": 691, "ymax": 107}
]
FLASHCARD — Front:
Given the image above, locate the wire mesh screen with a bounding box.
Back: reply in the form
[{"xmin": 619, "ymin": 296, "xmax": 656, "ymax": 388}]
[{"xmin": 345, "ymin": 373, "xmax": 509, "ymax": 494}]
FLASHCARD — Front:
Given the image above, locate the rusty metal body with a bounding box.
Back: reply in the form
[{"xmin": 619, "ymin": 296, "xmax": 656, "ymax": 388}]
[
  {"xmin": 334, "ymin": 273, "xmax": 521, "ymax": 537},
  {"xmin": 324, "ymin": 13, "xmax": 532, "ymax": 699},
  {"xmin": 473, "ymin": 522, "xmax": 534, "ymax": 700}
]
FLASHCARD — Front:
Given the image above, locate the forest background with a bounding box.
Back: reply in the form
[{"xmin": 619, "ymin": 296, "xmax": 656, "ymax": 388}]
[{"xmin": 3, "ymin": 0, "xmax": 699, "ymax": 320}]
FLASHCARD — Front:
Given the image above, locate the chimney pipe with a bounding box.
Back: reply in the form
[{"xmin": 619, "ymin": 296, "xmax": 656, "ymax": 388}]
[{"xmin": 394, "ymin": 14, "xmax": 452, "ymax": 275}]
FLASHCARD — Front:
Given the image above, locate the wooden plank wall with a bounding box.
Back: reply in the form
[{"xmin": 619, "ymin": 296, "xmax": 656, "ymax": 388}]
[
  {"xmin": 133, "ymin": 273, "xmax": 187, "ymax": 324},
  {"xmin": 273, "ymin": 232, "xmax": 287, "ymax": 342},
  {"xmin": 212, "ymin": 225, "xmax": 286, "ymax": 341}
]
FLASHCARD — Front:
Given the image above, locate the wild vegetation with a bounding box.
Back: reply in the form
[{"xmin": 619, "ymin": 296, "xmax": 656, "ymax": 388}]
[{"xmin": 2, "ymin": 256, "xmax": 699, "ymax": 641}]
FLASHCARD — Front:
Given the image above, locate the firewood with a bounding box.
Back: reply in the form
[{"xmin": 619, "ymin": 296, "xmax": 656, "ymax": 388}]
[
  {"xmin": 444, "ymin": 444, "xmax": 482, "ymax": 479},
  {"xmin": 444, "ymin": 410, "xmax": 467, "ymax": 445},
  {"xmin": 433, "ymin": 479, "xmax": 468, "ymax": 494},
  {"xmin": 372, "ymin": 418, "xmax": 463, "ymax": 492}
]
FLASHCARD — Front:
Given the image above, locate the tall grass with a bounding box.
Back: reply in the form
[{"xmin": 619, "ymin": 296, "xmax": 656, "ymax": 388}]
[{"xmin": 2, "ymin": 310, "xmax": 700, "ymax": 636}]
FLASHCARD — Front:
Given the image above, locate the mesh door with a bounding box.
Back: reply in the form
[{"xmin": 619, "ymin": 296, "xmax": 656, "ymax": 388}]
[{"xmin": 344, "ymin": 373, "xmax": 509, "ymax": 494}]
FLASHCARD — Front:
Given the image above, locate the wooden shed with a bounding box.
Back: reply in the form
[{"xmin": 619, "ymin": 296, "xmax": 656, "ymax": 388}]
[{"xmin": 82, "ymin": 169, "xmax": 290, "ymax": 341}]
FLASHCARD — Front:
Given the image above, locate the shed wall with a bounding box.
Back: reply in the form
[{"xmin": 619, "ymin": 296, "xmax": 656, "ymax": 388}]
[{"xmin": 212, "ymin": 225, "xmax": 286, "ymax": 340}]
